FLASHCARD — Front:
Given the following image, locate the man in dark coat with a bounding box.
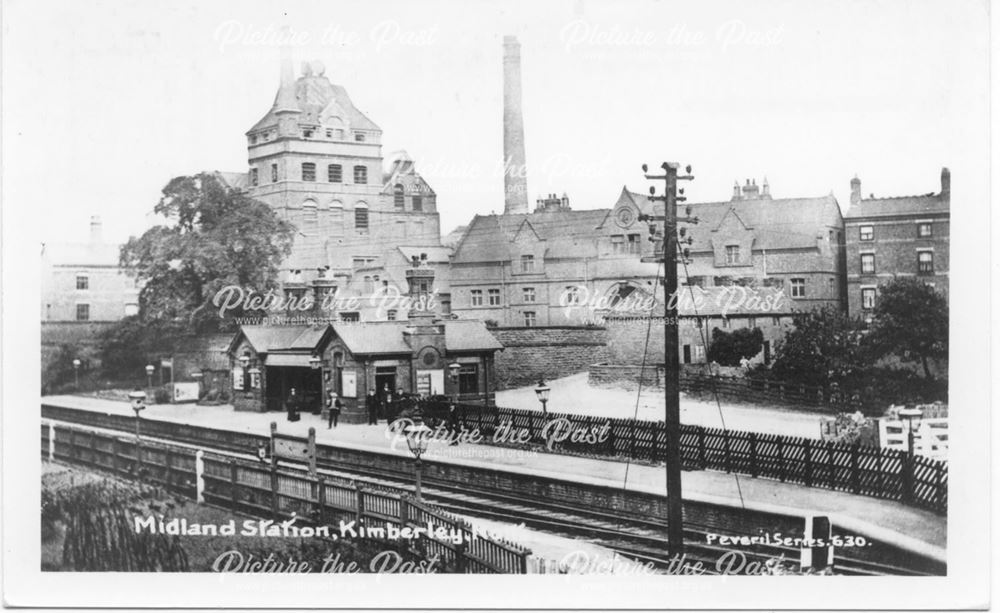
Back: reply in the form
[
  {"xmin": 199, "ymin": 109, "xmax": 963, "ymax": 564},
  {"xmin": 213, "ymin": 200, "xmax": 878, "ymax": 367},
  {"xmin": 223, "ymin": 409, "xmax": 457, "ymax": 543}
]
[{"xmin": 285, "ymin": 388, "xmax": 300, "ymax": 422}]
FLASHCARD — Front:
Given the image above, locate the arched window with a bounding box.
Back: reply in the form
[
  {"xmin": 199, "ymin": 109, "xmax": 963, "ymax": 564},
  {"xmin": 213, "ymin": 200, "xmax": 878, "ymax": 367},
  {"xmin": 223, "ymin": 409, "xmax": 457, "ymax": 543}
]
[
  {"xmin": 354, "ymin": 202, "xmax": 369, "ymax": 230},
  {"xmin": 393, "ymin": 184, "xmax": 405, "ymax": 208},
  {"xmin": 302, "ymin": 199, "xmax": 318, "ymax": 228}
]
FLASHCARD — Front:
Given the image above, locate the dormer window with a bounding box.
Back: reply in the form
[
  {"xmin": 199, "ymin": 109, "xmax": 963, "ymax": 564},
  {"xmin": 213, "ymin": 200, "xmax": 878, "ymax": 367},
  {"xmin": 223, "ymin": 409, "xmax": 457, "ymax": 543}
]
[
  {"xmin": 520, "ymin": 255, "xmax": 535, "ymax": 273},
  {"xmin": 725, "ymin": 245, "xmax": 740, "ymax": 265}
]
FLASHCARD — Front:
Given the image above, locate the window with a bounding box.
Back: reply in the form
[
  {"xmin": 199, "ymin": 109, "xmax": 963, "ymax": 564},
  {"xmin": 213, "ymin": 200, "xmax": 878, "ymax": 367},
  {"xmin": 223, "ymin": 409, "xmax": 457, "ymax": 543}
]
[
  {"xmin": 523, "ymin": 287, "xmax": 536, "ymax": 303},
  {"xmin": 859, "ymin": 226, "xmax": 874, "ymax": 241},
  {"xmin": 394, "ymin": 184, "xmax": 405, "ymax": 208},
  {"xmin": 249, "ymin": 134, "xmax": 257, "ymax": 145},
  {"xmin": 862, "ymin": 288, "xmax": 876, "ymax": 310},
  {"xmin": 458, "ymin": 364, "xmax": 479, "ymax": 395},
  {"xmin": 76, "ymin": 275, "xmax": 89, "ymax": 290},
  {"xmin": 860, "ymin": 253, "xmax": 875, "ymax": 274},
  {"xmin": 354, "ymin": 165, "xmax": 367, "ymax": 184},
  {"xmin": 250, "ymin": 168, "xmax": 258, "ymax": 186},
  {"xmin": 412, "ymin": 196, "xmax": 422, "ymax": 211},
  {"xmin": 748, "ymin": 317, "xmax": 757, "ymax": 328},
  {"xmin": 790, "ymin": 278, "xmax": 806, "ymax": 298},
  {"xmin": 76, "ymin": 304, "xmax": 90, "ymax": 321},
  {"xmin": 627, "ymin": 234, "xmax": 641, "ymax": 254},
  {"xmin": 721, "ymin": 317, "xmax": 731, "ymax": 328},
  {"xmin": 470, "ymin": 290, "xmax": 483, "ymax": 306},
  {"xmin": 523, "ymin": 311, "xmax": 537, "ymax": 327},
  {"xmin": 354, "ymin": 204, "xmax": 369, "ymax": 230},
  {"xmin": 364, "ymin": 276, "xmax": 374, "ymax": 294},
  {"xmin": 520, "ymin": 254, "xmax": 535, "ymax": 273},
  {"xmin": 301, "ymin": 163, "xmax": 316, "ymax": 182},
  {"xmin": 352, "ymin": 256, "xmax": 376, "ymax": 268},
  {"xmin": 325, "ymin": 128, "xmax": 333, "ymax": 138},
  {"xmin": 725, "ymin": 245, "xmax": 740, "ymax": 265},
  {"xmin": 271, "ymin": 164, "xmax": 278, "ymax": 182},
  {"xmin": 772, "ymin": 316, "xmax": 781, "ymax": 326},
  {"xmin": 328, "ymin": 164, "xmax": 342, "ymax": 183},
  {"xmin": 355, "ymin": 132, "xmax": 366, "ymax": 142},
  {"xmin": 302, "ymin": 200, "xmax": 318, "ymax": 226},
  {"xmin": 303, "ymin": 128, "xmax": 314, "ymax": 138},
  {"xmin": 386, "ymin": 309, "xmax": 397, "ymax": 321},
  {"xmin": 918, "ymin": 222, "xmax": 933, "ymax": 238},
  {"xmin": 918, "ymin": 251, "xmax": 934, "ymax": 274},
  {"xmin": 488, "ymin": 288, "xmax": 501, "ymax": 306},
  {"xmin": 611, "ymin": 235, "xmax": 625, "ymax": 254}
]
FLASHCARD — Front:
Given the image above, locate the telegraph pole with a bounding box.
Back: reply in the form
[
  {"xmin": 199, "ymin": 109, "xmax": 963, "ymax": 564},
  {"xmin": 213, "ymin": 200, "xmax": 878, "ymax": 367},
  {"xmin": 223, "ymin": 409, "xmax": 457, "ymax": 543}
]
[{"xmin": 639, "ymin": 161, "xmax": 696, "ymax": 556}]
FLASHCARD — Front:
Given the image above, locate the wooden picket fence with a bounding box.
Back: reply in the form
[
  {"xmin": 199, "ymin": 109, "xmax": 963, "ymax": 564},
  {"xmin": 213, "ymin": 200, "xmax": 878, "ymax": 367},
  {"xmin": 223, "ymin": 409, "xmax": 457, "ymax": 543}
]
[
  {"xmin": 41, "ymin": 421, "xmax": 532, "ymax": 574},
  {"xmin": 421, "ymin": 401, "xmax": 947, "ymax": 515}
]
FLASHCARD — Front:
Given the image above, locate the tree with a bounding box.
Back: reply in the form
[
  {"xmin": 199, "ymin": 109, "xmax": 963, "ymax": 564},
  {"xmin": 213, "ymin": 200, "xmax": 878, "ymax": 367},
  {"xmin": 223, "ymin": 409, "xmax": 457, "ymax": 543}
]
[
  {"xmin": 708, "ymin": 327, "xmax": 763, "ymax": 366},
  {"xmin": 120, "ymin": 173, "xmax": 295, "ymax": 333},
  {"xmin": 865, "ymin": 278, "xmax": 948, "ymax": 379},
  {"xmin": 768, "ymin": 306, "xmax": 869, "ymax": 389}
]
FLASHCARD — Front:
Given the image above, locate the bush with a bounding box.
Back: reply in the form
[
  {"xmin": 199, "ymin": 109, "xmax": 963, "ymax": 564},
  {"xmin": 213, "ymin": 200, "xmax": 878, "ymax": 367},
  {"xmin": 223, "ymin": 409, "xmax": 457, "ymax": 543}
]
[{"xmin": 708, "ymin": 327, "xmax": 764, "ymax": 366}]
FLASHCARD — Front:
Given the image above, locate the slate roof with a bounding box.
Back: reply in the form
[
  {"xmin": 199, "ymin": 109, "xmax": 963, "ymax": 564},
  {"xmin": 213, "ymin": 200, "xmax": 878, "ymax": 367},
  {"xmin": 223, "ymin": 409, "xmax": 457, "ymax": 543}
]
[
  {"xmin": 237, "ymin": 325, "xmax": 319, "ymax": 354},
  {"xmin": 687, "ymin": 195, "xmax": 842, "ymax": 251},
  {"xmin": 452, "ymin": 210, "xmax": 611, "ymax": 263},
  {"xmin": 844, "ymin": 194, "xmax": 949, "ymax": 220},
  {"xmin": 331, "ymin": 322, "xmax": 413, "ymax": 355},
  {"xmin": 444, "ymin": 320, "xmax": 504, "ymax": 352},
  {"xmin": 250, "ymin": 75, "xmax": 380, "ymax": 134},
  {"xmin": 232, "ymin": 320, "xmax": 502, "ymax": 357}
]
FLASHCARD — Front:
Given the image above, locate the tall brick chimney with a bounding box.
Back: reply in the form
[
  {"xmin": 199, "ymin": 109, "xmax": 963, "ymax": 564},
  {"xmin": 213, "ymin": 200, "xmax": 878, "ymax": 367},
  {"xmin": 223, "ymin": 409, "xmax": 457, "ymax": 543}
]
[
  {"xmin": 940, "ymin": 167, "xmax": 950, "ymax": 203},
  {"xmin": 503, "ymin": 36, "xmax": 529, "ymax": 215},
  {"xmin": 850, "ymin": 175, "xmax": 861, "ymax": 207}
]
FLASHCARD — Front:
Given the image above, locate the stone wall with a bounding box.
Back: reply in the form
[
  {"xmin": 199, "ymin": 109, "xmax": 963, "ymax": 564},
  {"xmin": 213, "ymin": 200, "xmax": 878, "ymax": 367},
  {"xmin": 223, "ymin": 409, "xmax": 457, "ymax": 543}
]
[
  {"xmin": 588, "ymin": 363, "xmax": 664, "ymax": 389},
  {"xmin": 492, "ymin": 326, "xmax": 609, "ymax": 389}
]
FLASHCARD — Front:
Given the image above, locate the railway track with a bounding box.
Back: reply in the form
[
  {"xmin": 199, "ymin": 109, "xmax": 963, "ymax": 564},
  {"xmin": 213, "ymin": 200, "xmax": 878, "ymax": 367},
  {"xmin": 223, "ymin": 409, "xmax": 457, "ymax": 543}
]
[{"xmin": 40, "ymin": 404, "xmax": 944, "ymax": 576}]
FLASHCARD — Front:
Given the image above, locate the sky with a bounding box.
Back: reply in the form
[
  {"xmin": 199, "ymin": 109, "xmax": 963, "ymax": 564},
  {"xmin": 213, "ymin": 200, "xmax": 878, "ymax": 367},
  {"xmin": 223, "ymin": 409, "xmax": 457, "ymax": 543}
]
[{"xmin": 3, "ymin": 0, "xmax": 989, "ymax": 245}]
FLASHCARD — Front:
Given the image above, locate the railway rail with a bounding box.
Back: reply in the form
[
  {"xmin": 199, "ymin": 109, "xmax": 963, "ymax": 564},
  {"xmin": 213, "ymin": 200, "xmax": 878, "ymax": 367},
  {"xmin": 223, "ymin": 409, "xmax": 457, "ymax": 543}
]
[{"xmin": 41, "ymin": 403, "xmax": 945, "ymax": 576}]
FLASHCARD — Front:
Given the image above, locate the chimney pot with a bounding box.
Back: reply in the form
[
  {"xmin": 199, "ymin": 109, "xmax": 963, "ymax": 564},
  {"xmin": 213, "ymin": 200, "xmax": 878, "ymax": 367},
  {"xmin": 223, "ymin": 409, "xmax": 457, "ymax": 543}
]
[
  {"xmin": 850, "ymin": 175, "xmax": 862, "ymax": 206},
  {"xmin": 940, "ymin": 167, "xmax": 950, "ymax": 202}
]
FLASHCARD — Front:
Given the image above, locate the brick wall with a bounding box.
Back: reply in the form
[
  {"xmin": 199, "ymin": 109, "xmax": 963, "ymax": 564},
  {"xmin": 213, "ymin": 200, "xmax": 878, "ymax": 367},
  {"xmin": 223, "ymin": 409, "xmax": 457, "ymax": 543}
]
[{"xmin": 492, "ymin": 326, "xmax": 609, "ymax": 389}]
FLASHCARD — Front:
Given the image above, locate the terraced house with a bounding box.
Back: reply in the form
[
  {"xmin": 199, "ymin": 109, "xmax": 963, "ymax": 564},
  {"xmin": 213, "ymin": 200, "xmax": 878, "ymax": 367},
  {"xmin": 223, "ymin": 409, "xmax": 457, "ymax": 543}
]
[{"xmin": 843, "ymin": 168, "xmax": 950, "ymax": 319}]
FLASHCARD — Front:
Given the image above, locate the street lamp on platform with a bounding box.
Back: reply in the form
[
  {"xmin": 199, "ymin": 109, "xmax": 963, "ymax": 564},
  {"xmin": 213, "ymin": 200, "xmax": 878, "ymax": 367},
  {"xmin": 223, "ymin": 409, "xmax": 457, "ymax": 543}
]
[
  {"xmin": 128, "ymin": 389, "xmax": 147, "ymax": 476},
  {"xmin": 534, "ymin": 378, "xmax": 550, "ymax": 416},
  {"xmin": 145, "ymin": 364, "xmax": 155, "ymax": 391},
  {"xmin": 898, "ymin": 405, "xmax": 924, "ymax": 503},
  {"xmin": 404, "ymin": 420, "xmax": 432, "ymax": 500},
  {"xmin": 72, "ymin": 358, "xmax": 81, "ymax": 387}
]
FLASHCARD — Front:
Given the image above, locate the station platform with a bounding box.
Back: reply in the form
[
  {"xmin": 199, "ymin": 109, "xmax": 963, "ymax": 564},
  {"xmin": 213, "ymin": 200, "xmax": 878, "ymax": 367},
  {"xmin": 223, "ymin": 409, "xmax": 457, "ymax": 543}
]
[{"xmin": 40, "ymin": 394, "xmax": 946, "ymax": 562}]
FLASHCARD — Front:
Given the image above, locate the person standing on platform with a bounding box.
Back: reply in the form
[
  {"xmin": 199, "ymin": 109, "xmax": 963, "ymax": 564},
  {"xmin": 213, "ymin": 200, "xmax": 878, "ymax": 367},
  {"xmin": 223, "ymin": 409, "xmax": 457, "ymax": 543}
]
[
  {"xmin": 327, "ymin": 391, "xmax": 342, "ymax": 429},
  {"xmin": 366, "ymin": 389, "xmax": 378, "ymax": 425},
  {"xmin": 285, "ymin": 387, "xmax": 300, "ymax": 422}
]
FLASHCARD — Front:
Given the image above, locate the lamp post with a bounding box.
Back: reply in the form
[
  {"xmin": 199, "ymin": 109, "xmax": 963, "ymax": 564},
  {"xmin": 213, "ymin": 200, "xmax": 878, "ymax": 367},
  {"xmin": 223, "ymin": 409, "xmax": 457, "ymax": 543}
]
[
  {"xmin": 128, "ymin": 389, "xmax": 147, "ymax": 476},
  {"xmin": 72, "ymin": 358, "xmax": 81, "ymax": 388},
  {"xmin": 404, "ymin": 420, "xmax": 432, "ymax": 500},
  {"xmin": 534, "ymin": 378, "xmax": 550, "ymax": 417},
  {"xmin": 898, "ymin": 406, "xmax": 924, "ymax": 503},
  {"xmin": 145, "ymin": 364, "xmax": 155, "ymax": 393}
]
